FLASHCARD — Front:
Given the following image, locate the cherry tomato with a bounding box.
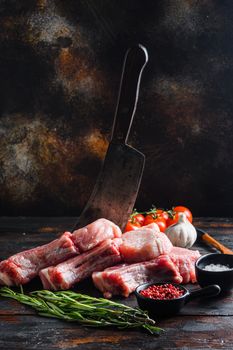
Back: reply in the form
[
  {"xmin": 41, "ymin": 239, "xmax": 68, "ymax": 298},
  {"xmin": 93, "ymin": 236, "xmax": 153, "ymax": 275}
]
[
  {"xmin": 166, "ymin": 212, "xmax": 180, "ymax": 227},
  {"xmin": 173, "ymin": 206, "xmax": 193, "ymax": 223},
  {"xmin": 143, "ymin": 215, "xmax": 154, "ymax": 226},
  {"xmin": 124, "ymin": 220, "xmax": 141, "ymax": 232},
  {"xmin": 155, "ymin": 218, "xmax": 167, "ymax": 232},
  {"xmin": 132, "ymin": 213, "xmax": 145, "ymax": 226},
  {"xmin": 156, "ymin": 209, "xmax": 169, "ymax": 221},
  {"xmin": 167, "ymin": 206, "xmax": 193, "ymax": 227},
  {"xmin": 144, "ymin": 215, "xmax": 167, "ymax": 232}
]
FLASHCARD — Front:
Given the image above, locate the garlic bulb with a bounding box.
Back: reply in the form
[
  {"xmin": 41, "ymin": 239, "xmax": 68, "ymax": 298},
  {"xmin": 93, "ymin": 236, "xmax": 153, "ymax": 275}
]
[{"xmin": 165, "ymin": 212, "xmax": 197, "ymax": 248}]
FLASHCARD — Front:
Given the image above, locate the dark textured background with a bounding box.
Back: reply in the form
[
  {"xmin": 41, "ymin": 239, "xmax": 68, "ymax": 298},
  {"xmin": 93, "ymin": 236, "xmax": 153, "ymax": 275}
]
[{"xmin": 1, "ymin": 0, "xmax": 233, "ymax": 217}]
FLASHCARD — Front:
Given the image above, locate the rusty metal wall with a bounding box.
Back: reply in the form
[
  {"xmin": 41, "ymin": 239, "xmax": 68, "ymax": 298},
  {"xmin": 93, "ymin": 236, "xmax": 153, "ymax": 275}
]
[{"xmin": 1, "ymin": 0, "xmax": 233, "ymax": 216}]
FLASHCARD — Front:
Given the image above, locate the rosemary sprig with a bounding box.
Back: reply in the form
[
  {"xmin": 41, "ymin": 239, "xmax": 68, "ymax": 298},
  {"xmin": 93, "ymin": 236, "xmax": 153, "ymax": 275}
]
[{"xmin": 0, "ymin": 287, "xmax": 163, "ymax": 335}]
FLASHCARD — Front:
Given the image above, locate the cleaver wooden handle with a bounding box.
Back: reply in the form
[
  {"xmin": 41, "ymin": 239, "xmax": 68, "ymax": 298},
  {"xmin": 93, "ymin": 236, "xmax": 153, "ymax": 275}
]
[
  {"xmin": 202, "ymin": 232, "xmax": 233, "ymax": 255},
  {"xmin": 197, "ymin": 228, "xmax": 233, "ymax": 254},
  {"xmin": 111, "ymin": 44, "xmax": 148, "ymax": 144}
]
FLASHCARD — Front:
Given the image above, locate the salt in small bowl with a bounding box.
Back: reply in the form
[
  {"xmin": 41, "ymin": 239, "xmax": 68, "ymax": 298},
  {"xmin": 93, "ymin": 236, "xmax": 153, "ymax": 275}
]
[{"xmin": 195, "ymin": 253, "xmax": 233, "ymax": 292}]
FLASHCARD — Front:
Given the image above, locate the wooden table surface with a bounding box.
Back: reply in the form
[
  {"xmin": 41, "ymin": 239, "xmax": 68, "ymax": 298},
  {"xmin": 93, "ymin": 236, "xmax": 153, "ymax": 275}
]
[{"xmin": 0, "ymin": 217, "xmax": 233, "ymax": 350}]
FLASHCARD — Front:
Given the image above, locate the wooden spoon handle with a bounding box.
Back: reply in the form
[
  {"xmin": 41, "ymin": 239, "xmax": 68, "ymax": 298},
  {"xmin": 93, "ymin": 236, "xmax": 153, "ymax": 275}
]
[{"xmin": 202, "ymin": 233, "xmax": 233, "ymax": 255}]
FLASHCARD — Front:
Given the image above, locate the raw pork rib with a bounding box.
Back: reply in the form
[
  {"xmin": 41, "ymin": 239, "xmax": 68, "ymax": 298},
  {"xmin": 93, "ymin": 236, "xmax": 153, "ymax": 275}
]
[
  {"xmin": 169, "ymin": 247, "xmax": 200, "ymax": 283},
  {"xmin": 92, "ymin": 247, "xmax": 201, "ymax": 298},
  {"xmin": 0, "ymin": 232, "xmax": 78, "ymax": 286},
  {"xmin": 0, "ymin": 218, "xmax": 122, "ymax": 286},
  {"xmin": 119, "ymin": 225, "xmax": 173, "ymax": 263},
  {"xmin": 92, "ymin": 255, "xmax": 183, "ymax": 298},
  {"xmin": 72, "ymin": 218, "xmax": 122, "ymax": 252},
  {"xmin": 39, "ymin": 239, "xmax": 121, "ymax": 290}
]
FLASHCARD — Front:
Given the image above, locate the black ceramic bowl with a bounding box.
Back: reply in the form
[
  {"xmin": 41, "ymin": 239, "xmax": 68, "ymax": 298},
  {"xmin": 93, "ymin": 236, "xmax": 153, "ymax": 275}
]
[
  {"xmin": 135, "ymin": 282, "xmax": 220, "ymax": 318},
  {"xmin": 195, "ymin": 253, "xmax": 233, "ymax": 292}
]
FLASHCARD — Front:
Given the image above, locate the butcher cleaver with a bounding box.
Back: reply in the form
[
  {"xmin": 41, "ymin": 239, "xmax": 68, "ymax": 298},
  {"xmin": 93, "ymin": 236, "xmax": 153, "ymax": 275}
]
[{"xmin": 73, "ymin": 44, "xmax": 148, "ymax": 231}]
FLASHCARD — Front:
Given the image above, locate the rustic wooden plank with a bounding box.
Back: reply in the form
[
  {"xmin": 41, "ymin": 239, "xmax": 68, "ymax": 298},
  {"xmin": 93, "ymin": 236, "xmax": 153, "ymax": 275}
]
[
  {"xmin": 195, "ymin": 218, "xmax": 233, "ymax": 234},
  {"xmin": 0, "ymin": 217, "xmax": 233, "ymax": 234},
  {"xmin": 0, "ymin": 217, "xmax": 77, "ymax": 234},
  {"xmin": 0, "ymin": 315, "xmax": 232, "ymax": 350},
  {"xmin": 0, "ymin": 233, "xmax": 60, "ymax": 258},
  {"xmin": 195, "ymin": 217, "xmax": 233, "ymax": 226},
  {"xmin": 0, "ymin": 299, "xmax": 34, "ymax": 316},
  {"xmin": 158, "ymin": 316, "xmax": 233, "ymax": 350}
]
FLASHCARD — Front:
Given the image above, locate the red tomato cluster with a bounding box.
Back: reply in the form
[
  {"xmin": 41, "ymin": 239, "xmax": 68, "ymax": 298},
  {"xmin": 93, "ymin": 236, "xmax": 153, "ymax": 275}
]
[{"xmin": 124, "ymin": 206, "xmax": 193, "ymax": 233}]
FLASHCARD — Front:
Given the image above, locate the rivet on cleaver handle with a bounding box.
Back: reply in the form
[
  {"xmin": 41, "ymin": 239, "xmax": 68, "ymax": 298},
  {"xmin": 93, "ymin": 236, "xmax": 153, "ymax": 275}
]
[
  {"xmin": 111, "ymin": 44, "xmax": 148, "ymax": 144},
  {"xmin": 72, "ymin": 45, "xmax": 148, "ymax": 231}
]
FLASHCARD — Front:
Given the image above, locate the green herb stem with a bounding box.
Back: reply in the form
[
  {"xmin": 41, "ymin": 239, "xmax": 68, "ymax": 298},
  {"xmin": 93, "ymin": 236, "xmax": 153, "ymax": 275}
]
[
  {"xmin": 0, "ymin": 287, "xmax": 162, "ymax": 334},
  {"xmin": 0, "ymin": 287, "xmax": 163, "ymax": 335}
]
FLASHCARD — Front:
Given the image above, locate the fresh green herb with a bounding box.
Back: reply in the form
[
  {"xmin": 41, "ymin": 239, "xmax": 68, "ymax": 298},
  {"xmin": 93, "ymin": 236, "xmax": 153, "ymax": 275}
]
[{"xmin": 0, "ymin": 287, "xmax": 163, "ymax": 335}]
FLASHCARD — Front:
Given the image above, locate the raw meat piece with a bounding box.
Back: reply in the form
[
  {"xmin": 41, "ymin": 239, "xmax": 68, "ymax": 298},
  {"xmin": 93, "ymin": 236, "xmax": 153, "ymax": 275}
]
[
  {"xmin": 0, "ymin": 232, "xmax": 78, "ymax": 286},
  {"xmin": 92, "ymin": 255, "xmax": 183, "ymax": 298},
  {"xmin": 72, "ymin": 218, "xmax": 122, "ymax": 252},
  {"xmin": 143, "ymin": 222, "xmax": 160, "ymax": 231},
  {"xmin": 119, "ymin": 226, "xmax": 173, "ymax": 263},
  {"xmin": 93, "ymin": 246, "xmax": 201, "ymax": 298},
  {"xmin": 169, "ymin": 247, "xmax": 201, "ymax": 283},
  {"xmin": 0, "ymin": 218, "xmax": 122, "ymax": 286},
  {"xmin": 39, "ymin": 239, "xmax": 122, "ymax": 290}
]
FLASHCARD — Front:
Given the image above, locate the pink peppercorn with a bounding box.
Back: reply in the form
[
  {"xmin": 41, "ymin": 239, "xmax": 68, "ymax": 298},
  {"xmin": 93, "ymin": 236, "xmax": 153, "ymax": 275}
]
[{"xmin": 140, "ymin": 283, "xmax": 184, "ymax": 300}]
